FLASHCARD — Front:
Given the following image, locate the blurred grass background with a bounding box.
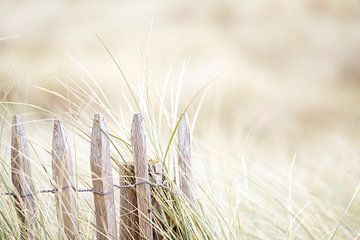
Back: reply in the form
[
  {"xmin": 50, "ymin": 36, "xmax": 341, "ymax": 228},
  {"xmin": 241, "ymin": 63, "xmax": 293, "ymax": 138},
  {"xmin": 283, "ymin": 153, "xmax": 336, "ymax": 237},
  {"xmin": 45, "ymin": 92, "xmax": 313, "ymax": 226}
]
[{"xmin": 0, "ymin": 0, "xmax": 360, "ymax": 239}]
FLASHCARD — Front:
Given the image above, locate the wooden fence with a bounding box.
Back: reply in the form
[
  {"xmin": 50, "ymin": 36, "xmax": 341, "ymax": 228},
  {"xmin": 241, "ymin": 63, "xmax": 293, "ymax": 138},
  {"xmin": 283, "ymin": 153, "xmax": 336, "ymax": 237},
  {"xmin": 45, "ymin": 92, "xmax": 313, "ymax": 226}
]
[{"xmin": 8, "ymin": 113, "xmax": 193, "ymax": 240}]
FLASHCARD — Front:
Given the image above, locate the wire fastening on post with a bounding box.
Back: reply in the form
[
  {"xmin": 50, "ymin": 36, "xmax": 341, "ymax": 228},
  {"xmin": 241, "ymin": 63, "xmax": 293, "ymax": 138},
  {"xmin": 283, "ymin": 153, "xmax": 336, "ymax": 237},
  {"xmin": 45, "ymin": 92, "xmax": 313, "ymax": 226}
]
[{"xmin": 2, "ymin": 180, "xmax": 170, "ymax": 198}]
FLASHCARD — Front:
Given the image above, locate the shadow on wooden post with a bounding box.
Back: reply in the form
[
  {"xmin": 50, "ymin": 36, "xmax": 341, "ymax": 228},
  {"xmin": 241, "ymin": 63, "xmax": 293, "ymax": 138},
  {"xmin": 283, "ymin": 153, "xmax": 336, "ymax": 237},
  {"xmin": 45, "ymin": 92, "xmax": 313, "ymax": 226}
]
[
  {"xmin": 131, "ymin": 113, "xmax": 153, "ymax": 240},
  {"xmin": 150, "ymin": 162, "xmax": 163, "ymax": 240},
  {"xmin": 178, "ymin": 115, "xmax": 193, "ymax": 201},
  {"xmin": 11, "ymin": 115, "xmax": 37, "ymax": 240},
  {"xmin": 90, "ymin": 114, "xmax": 117, "ymax": 240},
  {"xmin": 51, "ymin": 120, "xmax": 78, "ymax": 239},
  {"xmin": 119, "ymin": 163, "xmax": 139, "ymax": 240}
]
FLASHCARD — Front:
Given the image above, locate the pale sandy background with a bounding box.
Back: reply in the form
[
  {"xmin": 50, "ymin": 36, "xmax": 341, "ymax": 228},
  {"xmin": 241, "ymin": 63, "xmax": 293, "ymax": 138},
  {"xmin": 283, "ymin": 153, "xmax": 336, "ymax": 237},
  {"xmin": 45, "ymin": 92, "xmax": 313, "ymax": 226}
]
[{"xmin": 0, "ymin": 1, "xmax": 360, "ymax": 236}]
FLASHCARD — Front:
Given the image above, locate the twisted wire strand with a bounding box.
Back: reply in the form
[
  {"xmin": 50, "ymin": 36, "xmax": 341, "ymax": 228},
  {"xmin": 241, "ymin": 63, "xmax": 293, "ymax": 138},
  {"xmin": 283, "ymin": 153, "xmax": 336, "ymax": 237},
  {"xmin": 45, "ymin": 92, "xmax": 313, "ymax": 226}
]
[{"xmin": 2, "ymin": 180, "xmax": 171, "ymax": 198}]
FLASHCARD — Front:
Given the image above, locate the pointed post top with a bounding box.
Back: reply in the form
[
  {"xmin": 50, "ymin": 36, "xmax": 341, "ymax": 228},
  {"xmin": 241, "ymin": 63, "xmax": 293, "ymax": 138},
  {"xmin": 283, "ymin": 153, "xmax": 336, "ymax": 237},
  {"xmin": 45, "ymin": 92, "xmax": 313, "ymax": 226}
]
[
  {"xmin": 93, "ymin": 113, "xmax": 107, "ymax": 130},
  {"xmin": 90, "ymin": 114, "xmax": 109, "ymax": 166},
  {"xmin": 54, "ymin": 119, "xmax": 61, "ymax": 127},
  {"xmin": 94, "ymin": 113, "xmax": 102, "ymax": 121},
  {"xmin": 53, "ymin": 120, "xmax": 65, "ymax": 138},
  {"xmin": 12, "ymin": 115, "xmax": 25, "ymax": 135},
  {"xmin": 52, "ymin": 120, "xmax": 70, "ymax": 154},
  {"xmin": 131, "ymin": 113, "xmax": 145, "ymax": 143},
  {"xmin": 178, "ymin": 114, "xmax": 191, "ymax": 149},
  {"xmin": 12, "ymin": 115, "xmax": 20, "ymax": 124},
  {"xmin": 132, "ymin": 113, "xmax": 143, "ymax": 125},
  {"xmin": 92, "ymin": 114, "xmax": 107, "ymax": 137},
  {"xmin": 178, "ymin": 114, "xmax": 190, "ymax": 132}
]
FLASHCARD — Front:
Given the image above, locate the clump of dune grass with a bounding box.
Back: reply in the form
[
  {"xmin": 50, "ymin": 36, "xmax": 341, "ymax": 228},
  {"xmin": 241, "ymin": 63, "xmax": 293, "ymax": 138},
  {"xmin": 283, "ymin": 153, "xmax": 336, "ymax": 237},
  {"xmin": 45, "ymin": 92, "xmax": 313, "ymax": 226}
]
[
  {"xmin": 0, "ymin": 41, "xmax": 359, "ymax": 239},
  {"xmin": 0, "ymin": 55, "xmax": 221, "ymax": 239}
]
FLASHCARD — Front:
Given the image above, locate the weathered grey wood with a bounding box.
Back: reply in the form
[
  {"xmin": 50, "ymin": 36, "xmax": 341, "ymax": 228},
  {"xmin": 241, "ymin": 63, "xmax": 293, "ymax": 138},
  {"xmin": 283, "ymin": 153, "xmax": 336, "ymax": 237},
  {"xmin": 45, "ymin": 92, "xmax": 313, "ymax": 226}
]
[
  {"xmin": 90, "ymin": 114, "xmax": 117, "ymax": 240},
  {"xmin": 51, "ymin": 120, "xmax": 78, "ymax": 239},
  {"xmin": 119, "ymin": 163, "xmax": 139, "ymax": 240},
  {"xmin": 178, "ymin": 115, "xmax": 193, "ymax": 201},
  {"xmin": 11, "ymin": 115, "xmax": 37, "ymax": 240},
  {"xmin": 150, "ymin": 162, "xmax": 163, "ymax": 240},
  {"xmin": 150, "ymin": 162, "xmax": 162, "ymax": 186},
  {"xmin": 131, "ymin": 113, "xmax": 153, "ymax": 240}
]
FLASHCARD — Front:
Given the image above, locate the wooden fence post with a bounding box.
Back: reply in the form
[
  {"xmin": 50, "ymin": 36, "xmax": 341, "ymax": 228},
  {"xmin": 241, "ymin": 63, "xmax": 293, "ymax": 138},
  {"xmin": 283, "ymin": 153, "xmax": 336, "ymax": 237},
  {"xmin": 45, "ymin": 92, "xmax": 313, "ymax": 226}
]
[
  {"xmin": 131, "ymin": 113, "xmax": 153, "ymax": 240},
  {"xmin": 178, "ymin": 115, "xmax": 193, "ymax": 201},
  {"xmin": 90, "ymin": 114, "xmax": 117, "ymax": 240},
  {"xmin": 119, "ymin": 163, "xmax": 138, "ymax": 239},
  {"xmin": 11, "ymin": 115, "xmax": 37, "ymax": 240},
  {"xmin": 150, "ymin": 162, "xmax": 163, "ymax": 240},
  {"xmin": 150, "ymin": 162, "xmax": 162, "ymax": 186},
  {"xmin": 51, "ymin": 120, "xmax": 78, "ymax": 239}
]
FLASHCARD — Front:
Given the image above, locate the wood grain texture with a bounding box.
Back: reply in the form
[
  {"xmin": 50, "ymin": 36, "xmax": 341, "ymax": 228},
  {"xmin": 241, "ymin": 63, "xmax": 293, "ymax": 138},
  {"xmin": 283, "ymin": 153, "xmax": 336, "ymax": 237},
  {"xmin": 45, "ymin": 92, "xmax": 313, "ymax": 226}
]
[
  {"xmin": 131, "ymin": 114, "xmax": 153, "ymax": 240},
  {"xmin": 119, "ymin": 163, "xmax": 139, "ymax": 240},
  {"xmin": 150, "ymin": 163, "xmax": 162, "ymax": 186},
  {"xmin": 90, "ymin": 114, "xmax": 117, "ymax": 240},
  {"xmin": 51, "ymin": 120, "xmax": 78, "ymax": 239},
  {"xmin": 178, "ymin": 115, "xmax": 193, "ymax": 201},
  {"xmin": 150, "ymin": 162, "xmax": 163, "ymax": 240},
  {"xmin": 11, "ymin": 115, "xmax": 37, "ymax": 240}
]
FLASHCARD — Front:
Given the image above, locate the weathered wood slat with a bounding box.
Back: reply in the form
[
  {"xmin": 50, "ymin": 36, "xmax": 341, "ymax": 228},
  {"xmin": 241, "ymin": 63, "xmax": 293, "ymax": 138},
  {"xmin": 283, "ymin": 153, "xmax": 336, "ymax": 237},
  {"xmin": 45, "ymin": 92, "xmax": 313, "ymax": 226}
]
[
  {"xmin": 131, "ymin": 113, "xmax": 153, "ymax": 240},
  {"xmin": 119, "ymin": 163, "xmax": 139, "ymax": 240},
  {"xmin": 150, "ymin": 162, "xmax": 163, "ymax": 240},
  {"xmin": 178, "ymin": 115, "xmax": 193, "ymax": 201},
  {"xmin": 150, "ymin": 162, "xmax": 162, "ymax": 186},
  {"xmin": 90, "ymin": 114, "xmax": 117, "ymax": 240},
  {"xmin": 11, "ymin": 115, "xmax": 37, "ymax": 240},
  {"xmin": 51, "ymin": 120, "xmax": 78, "ymax": 239}
]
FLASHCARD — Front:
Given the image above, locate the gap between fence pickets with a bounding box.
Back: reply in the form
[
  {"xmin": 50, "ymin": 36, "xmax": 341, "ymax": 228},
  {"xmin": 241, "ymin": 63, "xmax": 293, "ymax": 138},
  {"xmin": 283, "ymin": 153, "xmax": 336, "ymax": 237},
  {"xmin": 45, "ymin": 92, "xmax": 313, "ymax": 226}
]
[{"xmin": 7, "ymin": 113, "xmax": 194, "ymax": 240}]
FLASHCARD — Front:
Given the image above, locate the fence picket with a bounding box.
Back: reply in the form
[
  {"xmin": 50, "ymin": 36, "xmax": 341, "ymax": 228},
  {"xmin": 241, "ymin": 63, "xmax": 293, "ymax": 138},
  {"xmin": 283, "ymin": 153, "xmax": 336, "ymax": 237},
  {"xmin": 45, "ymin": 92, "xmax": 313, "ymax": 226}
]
[
  {"xmin": 119, "ymin": 163, "xmax": 139, "ymax": 240},
  {"xmin": 131, "ymin": 113, "xmax": 153, "ymax": 240},
  {"xmin": 178, "ymin": 115, "xmax": 193, "ymax": 201},
  {"xmin": 51, "ymin": 120, "xmax": 78, "ymax": 239},
  {"xmin": 150, "ymin": 162, "xmax": 163, "ymax": 240},
  {"xmin": 11, "ymin": 115, "xmax": 37, "ymax": 240},
  {"xmin": 4, "ymin": 113, "xmax": 186, "ymax": 240},
  {"xmin": 90, "ymin": 114, "xmax": 117, "ymax": 240}
]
